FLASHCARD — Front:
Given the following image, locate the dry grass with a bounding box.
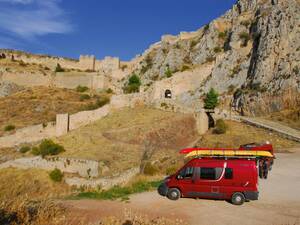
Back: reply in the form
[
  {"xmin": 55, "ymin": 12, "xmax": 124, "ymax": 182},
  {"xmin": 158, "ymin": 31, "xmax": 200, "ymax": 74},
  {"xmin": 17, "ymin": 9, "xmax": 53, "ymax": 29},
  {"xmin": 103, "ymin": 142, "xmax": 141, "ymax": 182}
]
[
  {"xmin": 196, "ymin": 120, "xmax": 298, "ymax": 151},
  {"xmin": 266, "ymin": 108, "xmax": 300, "ymax": 130},
  {"xmin": 57, "ymin": 107, "xmax": 197, "ymax": 175},
  {"xmin": 98, "ymin": 208, "xmax": 187, "ymax": 225},
  {"xmin": 0, "ymin": 86, "xmax": 108, "ymax": 136},
  {"xmin": 0, "ymin": 168, "xmax": 71, "ymax": 202},
  {"xmin": 0, "ymin": 58, "xmax": 50, "ymax": 74}
]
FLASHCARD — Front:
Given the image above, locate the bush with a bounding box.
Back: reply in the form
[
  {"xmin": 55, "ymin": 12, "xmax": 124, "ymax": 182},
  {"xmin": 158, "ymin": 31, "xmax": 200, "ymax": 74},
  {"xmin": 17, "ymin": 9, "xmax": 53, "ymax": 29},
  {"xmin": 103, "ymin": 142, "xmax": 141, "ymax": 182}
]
[
  {"xmin": 165, "ymin": 67, "xmax": 173, "ymax": 78},
  {"xmin": 49, "ymin": 168, "xmax": 63, "ymax": 182},
  {"xmin": 4, "ymin": 125, "xmax": 15, "ymax": 131},
  {"xmin": 204, "ymin": 88, "xmax": 219, "ymax": 110},
  {"xmin": 20, "ymin": 146, "xmax": 31, "ymax": 154},
  {"xmin": 106, "ymin": 88, "xmax": 113, "ymax": 94},
  {"xmin": 124, "ymin": 74, "xmax": 141, "ymax": 94},
  {"xmin": 80, "ymin": 94, "xmax": 91, "ymax": 101},
  {"xmin": 55, "ymin": 63, "xmax": 64, "ymax": 72},
  {"xmin": 32, "ymin": 139, "xmax": 65, "ymax": 157},
  {"xmin": 143, "ymin": 162, "xmax": 159, "ymax": 176},
  {"xmin": 76, "ymin": 85, "xmax": 89, "ymax": 92},
  {"xmin": 85, "ymin": 96, "xmax": 110, "ymax": 110},
  {"xmin": 213, "ymin": 119, "xmax": 228, "ymax": 134},
  {"xmin": 31, "ymin": 147, "xmax": 41, "ymax": 155}
]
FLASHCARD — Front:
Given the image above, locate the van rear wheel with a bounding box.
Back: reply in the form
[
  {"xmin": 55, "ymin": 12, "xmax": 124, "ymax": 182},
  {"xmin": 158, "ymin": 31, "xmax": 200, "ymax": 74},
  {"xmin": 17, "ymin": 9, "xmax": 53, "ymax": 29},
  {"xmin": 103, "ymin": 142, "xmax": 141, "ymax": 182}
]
[
  {"xmin": 231, "ymin": 192, "xmax": 245, "ymax": 205},
  {"xmin": 167, "ymin": 188, "xmax": 181, "ymax": 201}
]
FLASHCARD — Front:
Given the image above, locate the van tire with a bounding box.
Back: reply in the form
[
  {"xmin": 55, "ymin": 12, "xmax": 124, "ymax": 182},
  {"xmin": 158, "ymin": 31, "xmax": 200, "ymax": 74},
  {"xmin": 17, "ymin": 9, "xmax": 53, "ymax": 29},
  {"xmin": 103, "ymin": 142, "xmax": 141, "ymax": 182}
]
[
  {"xmin": 231, "ymin": 192, "xmax": 245, "ymax": 205},
  {"xmin": 167, "ymin": 188, "xmax": 181, "ymax": 200}
]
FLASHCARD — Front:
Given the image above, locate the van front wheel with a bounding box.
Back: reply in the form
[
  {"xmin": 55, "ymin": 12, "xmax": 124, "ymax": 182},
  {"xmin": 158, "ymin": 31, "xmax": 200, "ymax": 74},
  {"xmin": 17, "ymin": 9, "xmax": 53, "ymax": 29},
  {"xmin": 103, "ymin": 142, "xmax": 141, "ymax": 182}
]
[
  {"xmin": 167, "ymin": 188, "xmax": 181, "ymax": 201},
  {"xmin": 231, "ymin": 192, "xmax": 245, "ymax": 205}
]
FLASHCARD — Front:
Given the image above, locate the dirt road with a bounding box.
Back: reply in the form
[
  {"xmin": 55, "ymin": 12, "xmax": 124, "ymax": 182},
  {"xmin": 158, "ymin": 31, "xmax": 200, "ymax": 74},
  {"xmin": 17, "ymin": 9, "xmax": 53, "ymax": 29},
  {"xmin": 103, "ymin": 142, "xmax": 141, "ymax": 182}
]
[{"xmin": 63, "ymin": 151, "xmax": 300, "ymax": 225}]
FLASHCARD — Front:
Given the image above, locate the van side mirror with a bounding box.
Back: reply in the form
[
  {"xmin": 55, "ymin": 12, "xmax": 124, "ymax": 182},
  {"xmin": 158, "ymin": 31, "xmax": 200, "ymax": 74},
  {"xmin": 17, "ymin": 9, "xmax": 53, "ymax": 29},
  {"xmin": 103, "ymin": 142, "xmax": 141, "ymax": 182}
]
[{"xmin": 176, "ymin": 174, "xmax": 183, "ymax": 180}]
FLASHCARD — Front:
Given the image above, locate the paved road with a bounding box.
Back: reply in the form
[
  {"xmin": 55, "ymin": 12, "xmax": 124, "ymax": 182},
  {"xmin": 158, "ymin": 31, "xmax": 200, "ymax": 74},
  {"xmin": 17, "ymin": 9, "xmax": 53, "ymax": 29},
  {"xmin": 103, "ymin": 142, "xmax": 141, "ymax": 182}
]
[
  {"xmin": 64, "ymin": 151, "xmax": 300, "ymax": 225},
  {"xmin": 239, "ymin": 117, "xmax": 300, "ymax": 142}
]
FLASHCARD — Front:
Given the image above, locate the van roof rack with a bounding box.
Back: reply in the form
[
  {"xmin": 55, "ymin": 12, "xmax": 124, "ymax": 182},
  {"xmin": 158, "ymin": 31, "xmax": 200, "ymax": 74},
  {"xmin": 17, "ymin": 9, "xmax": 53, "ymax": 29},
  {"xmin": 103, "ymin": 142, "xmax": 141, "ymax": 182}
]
[{"xmin": 180, "ymin": 143, "xmax": 275, "ymax": 159}]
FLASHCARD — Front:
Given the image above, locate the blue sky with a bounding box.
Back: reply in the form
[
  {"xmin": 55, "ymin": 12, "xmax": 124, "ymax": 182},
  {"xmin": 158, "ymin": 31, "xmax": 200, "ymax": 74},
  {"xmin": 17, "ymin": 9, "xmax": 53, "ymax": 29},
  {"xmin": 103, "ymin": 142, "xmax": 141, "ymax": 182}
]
[{"xmin": 0, "ymin": 0, "xmax": 236, "ymax": 61}]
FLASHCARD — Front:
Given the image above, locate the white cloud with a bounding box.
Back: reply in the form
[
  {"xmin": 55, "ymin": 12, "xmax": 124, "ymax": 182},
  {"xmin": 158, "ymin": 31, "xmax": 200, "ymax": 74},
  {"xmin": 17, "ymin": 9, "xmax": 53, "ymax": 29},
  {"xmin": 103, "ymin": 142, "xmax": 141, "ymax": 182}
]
[
  {"xmin": 0, "ymin": 0, "xmax": 33, "ymax": 4},
  {"xmin": 0, "ymin": 0, "xmax": 73, "ymax": 43}
]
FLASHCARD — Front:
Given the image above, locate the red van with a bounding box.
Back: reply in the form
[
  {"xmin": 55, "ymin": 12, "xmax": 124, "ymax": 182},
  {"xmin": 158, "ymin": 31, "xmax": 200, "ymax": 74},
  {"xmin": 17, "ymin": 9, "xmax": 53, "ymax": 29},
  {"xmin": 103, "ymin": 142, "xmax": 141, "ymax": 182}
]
[{"xmin": 158, "ymin": 158, "xmax": 259, "ymax": 205}]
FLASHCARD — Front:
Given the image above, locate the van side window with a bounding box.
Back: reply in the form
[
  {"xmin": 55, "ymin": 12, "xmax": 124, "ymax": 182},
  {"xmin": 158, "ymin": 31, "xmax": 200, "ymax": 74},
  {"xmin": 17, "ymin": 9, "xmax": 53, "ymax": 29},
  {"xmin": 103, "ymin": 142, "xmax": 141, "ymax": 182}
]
[
  {"xmin": 200, "ymin": 167, "xmax": 223, "ymax": 180},
  {"xmin": 179, "ymin": 167, "xmax": 194, "ymax": 179},
  {"xmin": 225, "ymin": 168, "xmax": 233, "ymax": 179},
  {"xmin": 200, "ymin": 168, "xmax": 215, "ymax": 180}
]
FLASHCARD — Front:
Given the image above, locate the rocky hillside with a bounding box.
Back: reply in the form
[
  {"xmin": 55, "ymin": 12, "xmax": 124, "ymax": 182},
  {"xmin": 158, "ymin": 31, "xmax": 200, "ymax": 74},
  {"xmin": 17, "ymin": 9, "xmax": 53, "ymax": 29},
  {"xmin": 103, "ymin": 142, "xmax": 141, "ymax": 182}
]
[{"xmin": 134, "ymin": 0, "xmax": 300, "ymax": 115}]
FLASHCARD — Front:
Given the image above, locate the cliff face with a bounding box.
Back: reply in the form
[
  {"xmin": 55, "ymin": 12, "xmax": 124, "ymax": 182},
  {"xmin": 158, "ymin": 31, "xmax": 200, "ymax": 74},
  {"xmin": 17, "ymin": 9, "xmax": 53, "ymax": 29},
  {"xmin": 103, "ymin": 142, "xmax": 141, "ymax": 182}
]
[{"xmin": 135, "ymin": 0, "xmax": 300, "ymax": 115}]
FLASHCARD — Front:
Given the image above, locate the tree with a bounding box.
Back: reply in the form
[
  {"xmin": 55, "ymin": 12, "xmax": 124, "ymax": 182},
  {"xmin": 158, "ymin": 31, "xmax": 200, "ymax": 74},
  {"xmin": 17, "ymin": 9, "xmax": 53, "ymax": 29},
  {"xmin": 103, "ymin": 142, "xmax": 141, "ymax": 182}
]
[
  {"xmin": 204, "ymin": 88, "xmax": 219, "ymax": 109},
  {"xmin": 124, "ymin": 73, "xmax": 141, "ymax": 93}
]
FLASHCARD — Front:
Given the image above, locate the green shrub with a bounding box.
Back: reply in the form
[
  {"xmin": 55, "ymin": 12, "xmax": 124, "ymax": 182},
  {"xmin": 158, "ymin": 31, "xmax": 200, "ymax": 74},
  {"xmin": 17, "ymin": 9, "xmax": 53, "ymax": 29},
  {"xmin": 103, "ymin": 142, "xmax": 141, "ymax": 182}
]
[
  {"xmin": 49, "ymin": 168, "xmax": 63, "ymax": 182},
  {"xmin": 4, "ymin": 125, "xmax": 15, "ymax": 131},
  {"xmin": 37, "ymin": 139, "xmax": 65, "ymax": 157},
  {"xmin": 213, "ymin": 119, "xmax": 228, "ymax": 134},
  {"xmin": 76, "ymin": 85, "xmax": 89, "ymax": 92},
  {"xmin": 165, "ymin": 67, "xmax": 173, "ymax": 78},
  {"xmin": 124, "ymin": 74, "xmax": 141, "ymax": 94},
  {"xmin": 20, "ymin": 146, "xmax": 31, "ymax": 154},
  {"xmin": 204, "ymin": 88, "xmax": 219, "ymax": 110},
  {"xmin": 181, "ymin": 65, "xmax": 191, "ymax": 72},
  {"xmin": 80, "ymin": 94, "xmax": 91, "ymax": 101},
  {"xmin": 31, "ymin": 147, "xmax": 41, "ymax": 155},
  {"xmin": 55, "ymin": 63, "xmax": 64, "ymax": 72},
  {"xmin": 143, "ymin": 162, "xmax": 159, "ymax": 176}
]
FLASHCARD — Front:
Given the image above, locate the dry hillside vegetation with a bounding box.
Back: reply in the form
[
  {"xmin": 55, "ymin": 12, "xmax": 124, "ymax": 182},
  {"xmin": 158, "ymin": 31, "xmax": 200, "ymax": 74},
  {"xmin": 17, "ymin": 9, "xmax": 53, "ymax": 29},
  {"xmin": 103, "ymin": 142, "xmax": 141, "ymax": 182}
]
[
  {"xmin": 57, "ymin": 107, "xmax": 198, "ymax": 175},
  {"xmin": 0, "ymin": 86, "xmax": 109, "ymax": 136},
  {"xmin": 196, "ymin": 120, "xmax": 298, "ymax": 150},
  {"xmin": 0, "ymin": 168, "xmax": 70, "ymax": 202},
  {"xmin": 266, "ymin": 108, "xmax": 300, "ymax": 130},
  {"xmin": 0, "ymin": 58, "xmax": 50, "ymax": 74}
]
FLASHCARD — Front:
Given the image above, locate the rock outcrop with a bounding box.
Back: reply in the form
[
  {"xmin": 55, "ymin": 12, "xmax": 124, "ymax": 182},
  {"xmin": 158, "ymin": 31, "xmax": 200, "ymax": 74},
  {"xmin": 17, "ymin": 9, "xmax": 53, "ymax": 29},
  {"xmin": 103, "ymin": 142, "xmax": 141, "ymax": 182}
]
[{"xmin": 133, "ymin": 0, "xmax": 300, "ymax": 116}]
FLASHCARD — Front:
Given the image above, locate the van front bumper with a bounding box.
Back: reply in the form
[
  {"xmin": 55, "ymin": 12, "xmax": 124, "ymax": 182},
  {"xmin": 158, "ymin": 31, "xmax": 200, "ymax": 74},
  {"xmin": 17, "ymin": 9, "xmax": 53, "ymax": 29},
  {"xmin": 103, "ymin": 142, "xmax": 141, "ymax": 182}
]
[
  {"xmin": 244, "ymin": 191, "xmax": 259, "ymax": 200},
  {"xmin": 158, "ymin": 183, "xmax": 168, "ymax": 196}
]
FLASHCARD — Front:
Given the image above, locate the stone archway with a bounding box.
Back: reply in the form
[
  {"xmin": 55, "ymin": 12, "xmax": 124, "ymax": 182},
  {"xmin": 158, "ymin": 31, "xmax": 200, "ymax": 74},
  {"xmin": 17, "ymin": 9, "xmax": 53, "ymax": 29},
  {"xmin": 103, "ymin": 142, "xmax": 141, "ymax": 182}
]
[{"xmin": 165, "ymin": 89, "xmax": 172, "ymax": 99}]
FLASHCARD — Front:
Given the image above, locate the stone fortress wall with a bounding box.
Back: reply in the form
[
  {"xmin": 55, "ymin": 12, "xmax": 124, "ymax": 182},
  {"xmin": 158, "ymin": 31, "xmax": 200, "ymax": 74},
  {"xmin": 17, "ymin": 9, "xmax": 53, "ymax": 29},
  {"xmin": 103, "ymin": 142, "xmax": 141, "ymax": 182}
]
[{"xmin": 0, "ymin": 50, "xmax": 131, "ymax": 91}]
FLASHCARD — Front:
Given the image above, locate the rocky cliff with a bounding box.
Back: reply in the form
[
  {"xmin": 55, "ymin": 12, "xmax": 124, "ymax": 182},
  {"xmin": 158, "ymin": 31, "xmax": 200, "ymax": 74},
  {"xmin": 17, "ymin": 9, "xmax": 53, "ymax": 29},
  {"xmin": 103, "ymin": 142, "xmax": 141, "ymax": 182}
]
[{"xmin": 134, "ymin": 0, "xmax": 300, "ymax": 116}]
